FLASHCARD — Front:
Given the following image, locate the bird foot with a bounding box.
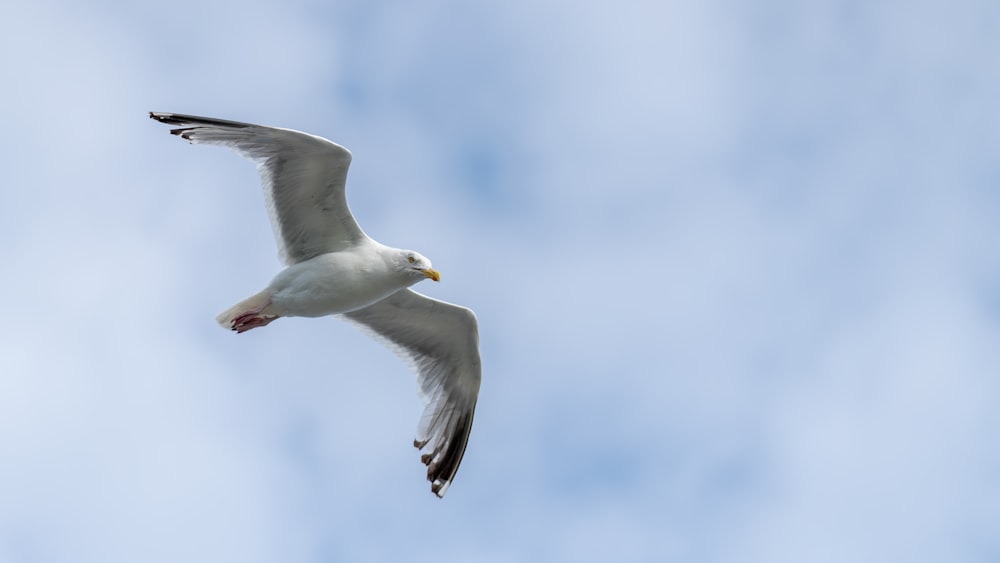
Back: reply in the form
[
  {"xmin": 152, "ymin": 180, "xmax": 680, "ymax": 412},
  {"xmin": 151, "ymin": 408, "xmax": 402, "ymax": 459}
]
[{"xmin": 231, "ymin": 312, "xmax": 278, "ymax": 333}]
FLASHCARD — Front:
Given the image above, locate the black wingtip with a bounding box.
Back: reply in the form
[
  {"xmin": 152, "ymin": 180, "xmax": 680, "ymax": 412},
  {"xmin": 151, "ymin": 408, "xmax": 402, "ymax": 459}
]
[
  {"xmin": 149, "ymin": 111, "xmax": 177, "ymax": 124},
  {"xmin": 431, "ymin": 481, "xmax": 446, "ymax": 498},
  {"xmin": 149, "ymin": 112, "xmax": 207, "ymax": 141},
  {"xmin": 148, "ymin": 112, "xmax": 255, "ymax": 130},
  {"xmin": 416, "ymin": 407, "xmax": 476, "ymax": 498}
]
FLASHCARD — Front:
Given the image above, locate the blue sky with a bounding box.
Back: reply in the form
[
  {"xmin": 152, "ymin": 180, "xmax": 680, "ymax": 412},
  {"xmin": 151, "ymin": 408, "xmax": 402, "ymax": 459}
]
[{"xmin": 2, "ymin": 0, "xmax": 999, "ymax": 561}]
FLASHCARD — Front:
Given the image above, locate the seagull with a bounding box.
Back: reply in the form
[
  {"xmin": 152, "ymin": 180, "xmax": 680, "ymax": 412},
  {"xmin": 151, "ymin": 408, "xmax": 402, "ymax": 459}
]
[{"xmin": 150, "ymin": 112, "xmax": 481, "ymax": 498}]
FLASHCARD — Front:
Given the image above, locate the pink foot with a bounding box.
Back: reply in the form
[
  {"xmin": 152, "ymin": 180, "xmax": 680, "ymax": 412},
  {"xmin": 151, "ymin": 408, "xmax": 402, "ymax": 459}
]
[{"xmin": 231, "ymin": 311, "xmax": 278, "ymax": 333}]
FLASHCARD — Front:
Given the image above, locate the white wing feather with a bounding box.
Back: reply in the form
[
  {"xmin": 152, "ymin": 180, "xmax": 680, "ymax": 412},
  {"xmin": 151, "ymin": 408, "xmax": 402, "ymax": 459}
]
[{"xmin": 150, "ymin": 112, "xmax": 367, "ymax": 264}]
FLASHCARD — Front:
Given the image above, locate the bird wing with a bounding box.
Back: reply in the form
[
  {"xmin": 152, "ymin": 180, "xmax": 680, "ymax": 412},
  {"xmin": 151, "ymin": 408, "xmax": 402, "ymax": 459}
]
[
  {"xmin": 344, "ymin": 289, "xmax": 481, "ymax": 497},
  {"xmin": 150, "ymin": 112, "xmax": 366, "ymax": 264}
]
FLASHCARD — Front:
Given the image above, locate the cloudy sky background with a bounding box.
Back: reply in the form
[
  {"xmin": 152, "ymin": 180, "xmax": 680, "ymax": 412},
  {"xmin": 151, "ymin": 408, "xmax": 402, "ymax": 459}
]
[{"xmin": 2, "ymin": 0, "xmax": 999, "ymax": 561}]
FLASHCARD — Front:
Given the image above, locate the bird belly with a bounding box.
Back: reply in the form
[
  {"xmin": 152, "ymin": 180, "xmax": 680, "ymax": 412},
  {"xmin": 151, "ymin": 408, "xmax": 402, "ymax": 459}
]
[{"xmin": 265, "ymin": 253, "xmax": 404, "ymax": 318}]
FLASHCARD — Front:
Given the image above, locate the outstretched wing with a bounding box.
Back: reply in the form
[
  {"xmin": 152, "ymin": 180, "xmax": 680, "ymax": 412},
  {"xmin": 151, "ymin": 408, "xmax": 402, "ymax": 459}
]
[
  {"xmin": 150, "ymin": 112, "xmax": 367, "ymax": 264},
  {"xmin": 344, "ymin": 289, "xmax": 482, "ymax": 498}
]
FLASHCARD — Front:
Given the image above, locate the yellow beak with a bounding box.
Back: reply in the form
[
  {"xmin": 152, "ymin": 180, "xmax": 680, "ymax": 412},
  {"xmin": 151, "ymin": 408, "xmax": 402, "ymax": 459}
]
[{"xmin": 424, "ymin": 268, "xmax": 441, "ymax": 282}]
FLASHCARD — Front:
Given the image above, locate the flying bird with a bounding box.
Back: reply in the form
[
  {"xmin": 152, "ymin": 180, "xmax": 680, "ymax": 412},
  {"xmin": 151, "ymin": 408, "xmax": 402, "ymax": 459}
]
[{"xmin": 150, "ymin": 112, "xmax": 481, "ymax": 497}]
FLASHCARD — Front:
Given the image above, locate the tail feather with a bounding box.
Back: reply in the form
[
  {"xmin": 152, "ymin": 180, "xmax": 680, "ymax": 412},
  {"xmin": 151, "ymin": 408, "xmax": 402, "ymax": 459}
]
[{"xmin": 216, "ymin": 291, "xmax": 273, "ymax": 330}]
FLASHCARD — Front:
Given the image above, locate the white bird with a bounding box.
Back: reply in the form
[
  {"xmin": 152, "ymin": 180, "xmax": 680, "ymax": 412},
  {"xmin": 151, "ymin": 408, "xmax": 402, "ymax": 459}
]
[{"xmin": 150, "ymin": 112, "xmax": 481, "ymax": 497}]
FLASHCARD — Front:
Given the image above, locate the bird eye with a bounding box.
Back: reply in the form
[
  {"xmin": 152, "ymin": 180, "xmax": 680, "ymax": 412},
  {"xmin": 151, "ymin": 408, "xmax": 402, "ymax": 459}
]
[{"xmin": 408, "ymin": 255, "xmax": 416, "ymax": 264}]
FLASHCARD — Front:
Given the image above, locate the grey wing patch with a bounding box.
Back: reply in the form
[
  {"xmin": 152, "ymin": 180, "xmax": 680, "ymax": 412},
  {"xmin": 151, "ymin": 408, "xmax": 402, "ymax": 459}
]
[
  {"xmin": 343, "ymin": 289, "xmax": 481, "ymax": 498},
  {"xmin": 150, "ymin": 112, "xmax": 367, "ymax": 263},
  {"xmin": 254, "ymin": 143, "xmax": 359, "ymax": 263}
]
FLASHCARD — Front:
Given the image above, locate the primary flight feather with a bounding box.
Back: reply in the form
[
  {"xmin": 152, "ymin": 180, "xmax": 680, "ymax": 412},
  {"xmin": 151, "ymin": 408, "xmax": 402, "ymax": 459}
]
[{"xmin": 150, "ymin": 112, "xmax": 481, "ymax": 497}]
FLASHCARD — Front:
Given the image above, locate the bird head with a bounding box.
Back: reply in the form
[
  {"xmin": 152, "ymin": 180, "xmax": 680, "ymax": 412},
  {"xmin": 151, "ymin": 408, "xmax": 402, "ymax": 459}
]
[{"xmin": 400, "ymin": 250, "xmax": 440, "ymax": 282}]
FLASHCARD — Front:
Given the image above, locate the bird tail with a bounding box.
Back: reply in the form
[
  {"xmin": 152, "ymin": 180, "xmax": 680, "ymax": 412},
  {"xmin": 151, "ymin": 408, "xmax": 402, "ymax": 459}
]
[{"xmin": 216, "ymin": 290, "xmax": 274, "ymax": 330}]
